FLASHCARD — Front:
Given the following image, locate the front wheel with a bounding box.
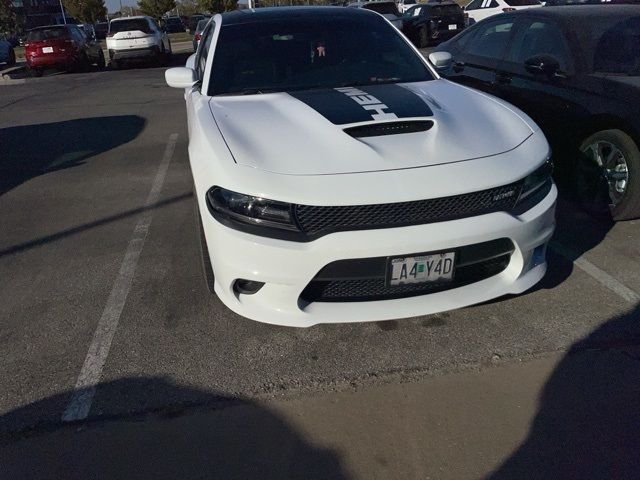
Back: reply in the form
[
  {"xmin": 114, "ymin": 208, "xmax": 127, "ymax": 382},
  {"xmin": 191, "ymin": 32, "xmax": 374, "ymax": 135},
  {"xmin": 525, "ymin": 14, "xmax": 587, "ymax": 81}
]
[{"xmin": 579, "ymin": 129, "xmax": 640, "ymax": 221}]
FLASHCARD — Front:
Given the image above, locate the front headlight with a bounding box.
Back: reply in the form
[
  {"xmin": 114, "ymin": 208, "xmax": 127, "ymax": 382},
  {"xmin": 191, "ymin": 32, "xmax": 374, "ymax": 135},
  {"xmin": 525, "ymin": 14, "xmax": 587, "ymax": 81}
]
[
  {"xmin": 512, "ymin": 159, "xmax": 553, "ymax": 215},
  {"xmin": 207, "ymin": 187, "xmax": 300, "ymax": 232}
]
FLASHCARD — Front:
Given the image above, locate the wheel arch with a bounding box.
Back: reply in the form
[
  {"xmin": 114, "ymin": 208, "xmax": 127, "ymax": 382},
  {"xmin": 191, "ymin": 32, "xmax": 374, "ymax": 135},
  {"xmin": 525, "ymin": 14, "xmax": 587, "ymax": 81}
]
[{"xmin": 578, "ymin": 114, "xmax": 640, "ymax": 147}]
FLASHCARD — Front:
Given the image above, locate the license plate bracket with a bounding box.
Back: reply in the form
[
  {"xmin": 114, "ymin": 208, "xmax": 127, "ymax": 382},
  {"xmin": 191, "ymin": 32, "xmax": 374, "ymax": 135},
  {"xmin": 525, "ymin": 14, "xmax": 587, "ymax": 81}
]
[{"xmin": 387, "ymin": 251, "xmax": 456, "ymax": 287}]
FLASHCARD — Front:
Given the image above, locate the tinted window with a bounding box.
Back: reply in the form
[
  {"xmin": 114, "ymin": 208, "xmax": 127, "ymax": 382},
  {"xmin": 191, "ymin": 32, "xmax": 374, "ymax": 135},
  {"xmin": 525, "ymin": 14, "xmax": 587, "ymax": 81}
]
[
  {"xmin": 465, "ymin": 0, "xmax": 483, "ymax": 10},
  {"xmin": 507, "ymin": 20, "xmax": 570, "ymax": 70},
  {"xmin": 196, "ymin": 23, "xmax": 214, "ymax": 79},
  {"xmin": 196, "ymin": 19, "xmax": 209, "ymax": 32},
  {"xmin": 407, "ymin": 5, "xmax": 423, "ymax": 15},
  {"xmin": 208, "ymin": 14, "xmax": 433, "ymax": 96},
  {"xmin": 363, "ymin": 2, "xmax": 399, "ymax": 14},
  {"xmin": 466, "ymin": 20, "xmax": 514, "ymax": 59},
  {"xmin": 27, "ymin": 26, "xmax": 69, "ymax": 41},
  {"xmin": 109, "ymin": 19, "xmax": 152, "ymax": 34},
  {"xmin": 430, "ymin": 4, "xmax": 463, "ymax": 15},
  {"xmin": 591, "ymin": 16, "xmax": 640, "ymax": 75},
  {"xmin": 505, "ymin": 0, "xmax": 541, "ymax": 5}
]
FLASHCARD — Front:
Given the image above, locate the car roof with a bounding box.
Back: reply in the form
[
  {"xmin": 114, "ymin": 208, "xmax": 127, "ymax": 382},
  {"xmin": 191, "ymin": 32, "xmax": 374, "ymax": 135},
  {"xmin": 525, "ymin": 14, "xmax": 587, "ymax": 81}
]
[
  {"xmin": 111, "ymin": 15, "xmax": 151, "ymax": 21},
  {"xmin": 510, "ymin": 4, "xmax": 639, "ymax": 19},
  {"xmin": 220, "ymin": 6, "xmax": 375, "ymax": 25}
]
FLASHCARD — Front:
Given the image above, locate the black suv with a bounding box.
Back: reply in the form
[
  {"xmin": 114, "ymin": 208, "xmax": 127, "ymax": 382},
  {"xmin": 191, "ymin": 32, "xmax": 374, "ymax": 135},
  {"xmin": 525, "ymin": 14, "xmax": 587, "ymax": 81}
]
[{"xmin": 435, "ymin": 6, "xmax": 640, "ymax": 220}]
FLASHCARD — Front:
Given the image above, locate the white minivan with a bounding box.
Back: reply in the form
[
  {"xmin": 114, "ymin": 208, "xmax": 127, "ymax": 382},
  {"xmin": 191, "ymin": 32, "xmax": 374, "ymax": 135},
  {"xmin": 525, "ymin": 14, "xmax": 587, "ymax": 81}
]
[{"xmin": 106, "ymin": 16, "xmax": 171, "ymax": 68}]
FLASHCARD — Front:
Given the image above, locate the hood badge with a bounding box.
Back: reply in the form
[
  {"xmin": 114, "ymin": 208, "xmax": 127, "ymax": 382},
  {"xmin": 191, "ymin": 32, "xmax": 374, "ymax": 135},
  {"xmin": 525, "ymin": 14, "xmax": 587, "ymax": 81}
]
[{"xmin": 335, "ymin": 87, "xmax": 399, "ymax": 122}]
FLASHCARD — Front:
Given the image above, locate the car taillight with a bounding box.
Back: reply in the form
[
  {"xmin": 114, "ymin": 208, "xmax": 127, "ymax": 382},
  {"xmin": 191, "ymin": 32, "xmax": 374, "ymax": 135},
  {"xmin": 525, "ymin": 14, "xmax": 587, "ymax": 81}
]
[{"xmin": 502, "ymin": 7, "xmax": 516, "ymax": 11}]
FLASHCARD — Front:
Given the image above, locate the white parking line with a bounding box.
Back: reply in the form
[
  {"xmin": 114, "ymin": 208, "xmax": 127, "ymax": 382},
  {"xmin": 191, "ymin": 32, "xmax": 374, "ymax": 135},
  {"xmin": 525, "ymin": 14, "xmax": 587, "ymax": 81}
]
[
  {"xmin": 62, "ymin": 133, "xmax": 178, "ymax": 422},
  {"xmin": 551, "ymin": 242, "xmax": 640, "ymax": 303}
]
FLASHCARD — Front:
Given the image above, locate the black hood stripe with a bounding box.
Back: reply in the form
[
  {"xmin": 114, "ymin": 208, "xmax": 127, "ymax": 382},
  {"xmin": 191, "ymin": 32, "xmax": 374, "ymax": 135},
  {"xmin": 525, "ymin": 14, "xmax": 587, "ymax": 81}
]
[{"xmin": 288, "ymin": 84, "xmax": 433, "ymax": 125}]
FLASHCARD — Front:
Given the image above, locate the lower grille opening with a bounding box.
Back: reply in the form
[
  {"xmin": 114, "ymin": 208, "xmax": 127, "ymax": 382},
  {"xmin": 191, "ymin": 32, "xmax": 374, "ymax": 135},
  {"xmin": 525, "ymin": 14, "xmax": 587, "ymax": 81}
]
[{"xmin": 300, "ymin": 239, "xmax": 513, "ymax": 303}]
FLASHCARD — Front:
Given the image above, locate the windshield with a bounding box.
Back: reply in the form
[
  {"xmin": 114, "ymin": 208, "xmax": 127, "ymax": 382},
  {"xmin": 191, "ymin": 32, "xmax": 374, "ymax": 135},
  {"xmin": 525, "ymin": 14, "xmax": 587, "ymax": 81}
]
[
  {"xmin": 362, "ymin": 2, "xmax": 399, "ymax": 14},
  {"xmin": 109, "ymin": 19, "xmax": 152, "ymax": 34},
  {"xmin": 586, "ymin": 16, "xmax": 640, "ymax": 75},
  {"xmin": 208, "ymin": 14, "xmax": 433, "ymax": 96},
  {"xmin": 27, "ymin": 26, "xmax": 69, "ymax": 41}
]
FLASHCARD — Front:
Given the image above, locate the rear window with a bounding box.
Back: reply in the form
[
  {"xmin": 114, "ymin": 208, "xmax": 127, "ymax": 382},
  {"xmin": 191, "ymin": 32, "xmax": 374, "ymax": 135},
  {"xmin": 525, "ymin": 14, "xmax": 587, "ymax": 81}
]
[
  {"xmin": 109, "ymin": 19, "xmax": 152, "ymax": 34},
  {"xmin": 504, "ymin": 0, "xmax": 542, "ymax": 5},
  {"xmin": 27, "ymin": 26, "xmax": 69, "ymax": 41},
  {"xmin": 429, "ymin": 4, "xmax": 463, "ymax": 15},
  {"xmin": 363, "ymin": 2, "xmax": 399, "ymax": 14},
  {"xmin": 166, "ymin": 18, "xmax": 181, "ymax": 24}
]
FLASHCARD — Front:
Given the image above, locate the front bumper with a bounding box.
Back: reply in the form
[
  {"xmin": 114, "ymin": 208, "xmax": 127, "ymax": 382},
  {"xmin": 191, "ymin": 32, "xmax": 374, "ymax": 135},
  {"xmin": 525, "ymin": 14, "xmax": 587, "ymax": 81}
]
[
  {"xmin": 201, "ymin": 185, "xmax": 557, "ymax": 327},
  {"xmin": 109, "ymin": 46, "xmax": 158, "ymax": 61}
]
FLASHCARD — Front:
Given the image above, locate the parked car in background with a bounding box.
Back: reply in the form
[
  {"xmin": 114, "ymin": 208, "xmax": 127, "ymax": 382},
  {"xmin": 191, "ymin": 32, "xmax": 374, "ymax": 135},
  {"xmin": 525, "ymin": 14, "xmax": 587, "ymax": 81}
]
[
  {"xmin": 77, "ymin": 24, "xmax": 96, "ymax": 40},
  {"xmin": 188, "ymin": 14, "xmax": 206, "ymax": 33},
  {"xmin": 107, "ymin": 16, "xmax": 172, "ymax": 69},
  {"xmin": 164, "ymin": 16, "xmax": 185, "ymax": 33},
  {"xmin": 404, "ymin": 1, "xmax": 466, "ymax": 47},
  {"xmin": 192, "ymin": 18, "xmax": 210, "ymax": 52},
  {"xmin": 545, "ymin": 0, "xmax": 638, "ymax": 4},
  {"xmin": 435, "ymin": 6, "xmax": 640, "ymax": 220},
  {"xmin": 94, "ymin": 22, "xmax": 108, "ymax": 39},
  {"xmin": 0, "ymin": 37, "xmax": 16, "ymax": 66},
  {"xmin": 465, "ymin": 0, "xmax": 542, "ymax": 23},
  {"xmin": 348, "ymin": 1, "xmax": 405, "ymax": 30},
  {"xmin": 165, "ymin": 7, "xmax": 556, "ymax": 326},
  {"xmin": 25, "ymin": 24, "xmax": 105, "ymax": 76},
  {"xmin": 399, "ymin": 0, "xmax": 418, "ymax": 13}
]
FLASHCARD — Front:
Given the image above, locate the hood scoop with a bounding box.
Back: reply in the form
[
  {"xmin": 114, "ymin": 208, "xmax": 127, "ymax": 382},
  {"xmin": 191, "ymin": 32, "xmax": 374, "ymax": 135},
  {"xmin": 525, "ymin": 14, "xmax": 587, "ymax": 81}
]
[{"xmin": 344, "ymin": 120, "xmax": 434, "ymax": 138}]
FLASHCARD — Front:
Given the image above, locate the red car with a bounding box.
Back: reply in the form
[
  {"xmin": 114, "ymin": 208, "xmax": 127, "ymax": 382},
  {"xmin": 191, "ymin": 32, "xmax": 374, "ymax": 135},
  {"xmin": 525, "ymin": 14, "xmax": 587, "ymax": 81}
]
[{"xmin": 25, "ymin": 24, "xmax": 105, "ymax": 76}]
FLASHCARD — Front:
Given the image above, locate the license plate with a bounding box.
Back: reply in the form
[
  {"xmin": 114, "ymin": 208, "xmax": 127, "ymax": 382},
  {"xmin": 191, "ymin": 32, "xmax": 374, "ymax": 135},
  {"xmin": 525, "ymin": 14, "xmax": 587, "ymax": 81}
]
[
  {"xmin": 42, "ymin": 46, "xmax": 54, "ymax": 53},
  {"xmin": 388, "ymin": 252, "xmax": 455, "ymax": 286},
  {"xmin": 448, "ymin": 25, "xmax": 457, "ymax": 30}
]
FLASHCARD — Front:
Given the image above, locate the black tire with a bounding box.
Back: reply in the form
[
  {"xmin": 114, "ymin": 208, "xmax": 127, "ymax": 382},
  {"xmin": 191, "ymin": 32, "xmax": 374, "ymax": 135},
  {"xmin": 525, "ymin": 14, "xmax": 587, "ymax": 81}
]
[
  {"xmin": 7, "ymin": 48, "xmax": 16, "ymax": 66},
  {"xmin": 30, "ymin": 67, "xmax": 43, "ymax": 77},
  {"xmin": 418, "ymin": 26, "xmax": 428, "ymax": 49},
  {"xmin": 96, "ymin": 50, "xmax": 106, "ymax": 70},
  {"xmin": 110, "ymin": 59, "xmax": 120, "ymax": 70},
  {"xmin": 194, "ymin": 193, "xmax": 216, "ymax": 294},
  {"xmin": 579, "ymin": 129, "xmax": 640, "ymax": 221}
]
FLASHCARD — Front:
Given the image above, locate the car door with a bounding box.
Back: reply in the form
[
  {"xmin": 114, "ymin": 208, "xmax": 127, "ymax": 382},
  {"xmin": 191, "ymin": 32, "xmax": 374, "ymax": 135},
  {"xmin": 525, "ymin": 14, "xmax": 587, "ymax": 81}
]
[
  {"xmin": 445, "ymin": 16, "xmax": 515, "ymax": 96},
  {"xmin": 493, "ymin": 17, "xmax": 587, "ymax": 146},
  {"xmin": 186, "ymin": 21, "xmax": 215, "ymax": 137}
]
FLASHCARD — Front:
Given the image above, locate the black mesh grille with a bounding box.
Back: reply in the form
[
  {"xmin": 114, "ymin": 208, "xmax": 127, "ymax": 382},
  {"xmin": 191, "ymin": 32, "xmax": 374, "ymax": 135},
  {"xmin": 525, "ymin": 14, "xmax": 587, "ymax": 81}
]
[
  {"xmin": 295, "ymin": 183, "xmax": 522, "ymax": 236},
  {"xmin": 301, "ymin": 255, "xmax": 511, "ymax": 303}
]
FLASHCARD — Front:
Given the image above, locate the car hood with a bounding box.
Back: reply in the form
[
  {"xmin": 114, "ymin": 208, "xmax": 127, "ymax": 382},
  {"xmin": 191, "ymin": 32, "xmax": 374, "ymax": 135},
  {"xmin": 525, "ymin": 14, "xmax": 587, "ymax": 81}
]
[{"xmin": 209, "ymin": 80, "xmax": 535, "ymax": 176}]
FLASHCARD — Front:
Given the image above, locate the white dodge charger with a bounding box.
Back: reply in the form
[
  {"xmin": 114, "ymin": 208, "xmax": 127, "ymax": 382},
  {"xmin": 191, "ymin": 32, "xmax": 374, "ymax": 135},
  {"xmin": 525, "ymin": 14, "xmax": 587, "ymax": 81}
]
[{"xmin": 165, "ymin": 7, "xmax": 556, "ymax": 327}]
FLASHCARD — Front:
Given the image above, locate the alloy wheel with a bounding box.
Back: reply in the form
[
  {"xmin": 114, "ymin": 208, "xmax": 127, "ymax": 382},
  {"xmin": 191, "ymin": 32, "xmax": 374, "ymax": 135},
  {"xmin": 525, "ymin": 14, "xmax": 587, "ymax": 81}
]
[{"xmin": 581, "ymin": 140, "xmax": 629, "ymax": 207}]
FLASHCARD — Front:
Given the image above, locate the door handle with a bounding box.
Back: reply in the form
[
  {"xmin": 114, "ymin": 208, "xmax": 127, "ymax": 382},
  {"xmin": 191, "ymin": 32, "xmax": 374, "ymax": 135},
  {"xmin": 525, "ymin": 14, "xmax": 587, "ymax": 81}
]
[
  {"xmin": 453, "ymin": 61, "xmax": 465, "ymax": 72},
  {"xmin": 495, "ymin": 72, "xmax": 512, "ymax": 84}
]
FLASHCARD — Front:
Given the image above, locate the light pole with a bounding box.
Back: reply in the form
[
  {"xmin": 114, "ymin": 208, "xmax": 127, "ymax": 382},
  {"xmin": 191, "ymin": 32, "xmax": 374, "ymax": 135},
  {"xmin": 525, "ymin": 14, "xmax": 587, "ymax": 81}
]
[{"xmin": 59, "ymin": 0, "xmax": 67, "ymax": 23}]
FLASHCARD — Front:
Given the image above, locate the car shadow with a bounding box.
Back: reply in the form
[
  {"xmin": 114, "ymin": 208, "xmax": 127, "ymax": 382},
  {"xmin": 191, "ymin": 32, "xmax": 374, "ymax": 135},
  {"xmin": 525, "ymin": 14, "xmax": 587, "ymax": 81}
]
[
  {"xmin": 0, "ymin": 378, "xmax": 349, "ymax": 480},
  {"xmin": 487, "ymin": 303, "xmax": 640, "ymax": 479},
  {"xmin": 0, "ymin": 115, "xmax": 145, "ymax": 198}
]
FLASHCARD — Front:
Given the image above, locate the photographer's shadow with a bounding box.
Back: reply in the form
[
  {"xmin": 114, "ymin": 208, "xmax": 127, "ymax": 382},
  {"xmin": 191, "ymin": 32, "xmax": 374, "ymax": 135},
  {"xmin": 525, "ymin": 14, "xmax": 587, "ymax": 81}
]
[{"xmin": 0, "ymin": 378, "xmax": 348, "ymax": 480}]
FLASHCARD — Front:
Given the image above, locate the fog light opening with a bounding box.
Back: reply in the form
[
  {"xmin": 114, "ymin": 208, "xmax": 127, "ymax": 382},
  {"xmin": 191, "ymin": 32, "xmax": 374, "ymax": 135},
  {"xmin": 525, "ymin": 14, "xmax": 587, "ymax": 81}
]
[
  {"xmin": 530, "ymin": 244, "xmax": 547, "ymax": 270},
  {"xmin": 233, "ymin": 279, "xmax": 265, "ymax": 296}
]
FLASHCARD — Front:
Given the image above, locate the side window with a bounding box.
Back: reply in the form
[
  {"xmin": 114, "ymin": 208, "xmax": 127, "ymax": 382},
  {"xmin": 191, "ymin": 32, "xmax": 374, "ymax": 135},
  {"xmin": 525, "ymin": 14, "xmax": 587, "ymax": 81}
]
[
  {"xmin": 195, "ymin": 22, "xmax": 215, "ymax": 80},
  {"xmin": 466, "ymin": 20, "xmax": 514, "ymax": 60},
  {"xmin": 507, "ymin": 20, "xmax": 571, "ymax": 71},
  {"xmin": 150, "ymin": 19, "xmax": 159, "ymax": 32},
  {"xmin": 465, "ymin": 0, "xmax": 483, "ymax": 10}
]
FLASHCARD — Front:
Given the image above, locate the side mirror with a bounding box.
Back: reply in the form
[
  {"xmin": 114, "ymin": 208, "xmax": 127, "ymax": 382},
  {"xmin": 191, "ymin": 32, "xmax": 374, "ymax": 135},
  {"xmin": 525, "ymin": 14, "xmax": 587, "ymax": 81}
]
[
  {"xmin": 428, "ymin": 51, "xmax": 453, "ymax": 70},
  {"xmin": 525, "ymin": 55, "xmax": 560, "ymax": 76},
  {"xmin": 165, "ymin": 67, "xmax": 197, "ymax": 89},
  {"xmin": 186, "ymin": 53, "xmax": 196, "ymax": 70}
]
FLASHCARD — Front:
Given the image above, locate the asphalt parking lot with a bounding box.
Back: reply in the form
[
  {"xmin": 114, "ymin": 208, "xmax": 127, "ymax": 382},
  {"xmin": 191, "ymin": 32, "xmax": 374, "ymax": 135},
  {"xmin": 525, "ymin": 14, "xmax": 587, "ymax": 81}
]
[{"xmin": 1, "ymin": 53, "xmax": 639, "ymax": 477}]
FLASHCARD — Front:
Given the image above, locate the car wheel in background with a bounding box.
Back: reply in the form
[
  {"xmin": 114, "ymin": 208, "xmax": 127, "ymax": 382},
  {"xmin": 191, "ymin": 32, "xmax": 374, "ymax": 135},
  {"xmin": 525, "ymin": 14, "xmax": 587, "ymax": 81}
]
[
  {"xmin": 418, "ymin": 26, "xmax": 428, "ymax": 48},
  {"xmin": 96, "ymin": 50, "xmax": 106, "ymax": 70},
  {"xmin": 580, "ymin": 129, "xmax": 640, "ymax": 221},
  {"xmin": 30, "ymin": 66, "xmax": 43, "ymax": 77},
  {"xmin": 110, "ymin": 59, "xmax": 120, "ymax": 70},
  {"xmin": 7, "ymin": 48, "xmax": 16, "ymax": 66}
]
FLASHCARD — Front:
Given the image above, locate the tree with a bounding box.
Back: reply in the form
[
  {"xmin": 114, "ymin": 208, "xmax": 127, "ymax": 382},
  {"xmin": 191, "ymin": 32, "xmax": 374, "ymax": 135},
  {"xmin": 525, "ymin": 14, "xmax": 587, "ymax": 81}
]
[
  {"xmin": 64, "ymin": 0, "xmax": 108, "ymax": 23},
  {"xmin": 197, "ymin": 0, "xmax": 236, "ymax": 13},
  {"xmin": 0, "ymin": 0, "xmax": 17, "ymax": 34},
  {"xmin": 138, "ymin": 0, "xmax": 176, "ymax": 19},
  {"xmin": 175, "ymin": 0, "xmax": 199, "ymax": 16}
]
